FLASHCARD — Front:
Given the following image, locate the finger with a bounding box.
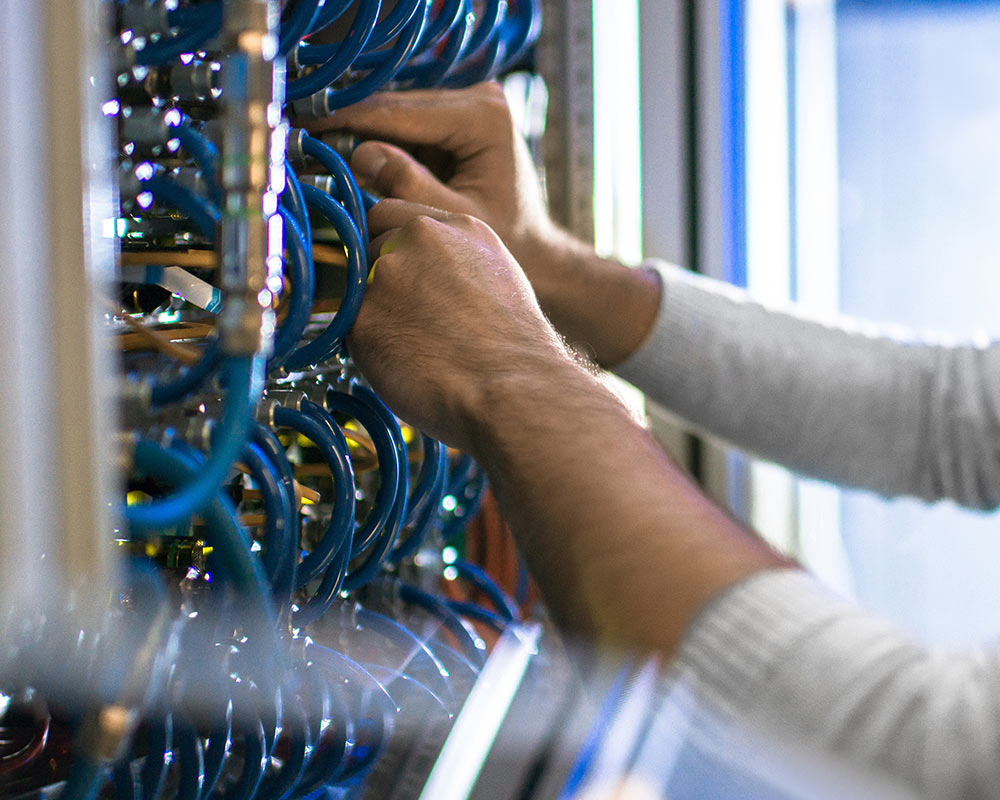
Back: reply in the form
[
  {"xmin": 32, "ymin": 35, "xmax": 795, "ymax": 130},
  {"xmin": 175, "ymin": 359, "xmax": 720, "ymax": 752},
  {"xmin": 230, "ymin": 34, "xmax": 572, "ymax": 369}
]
[
  {"xmin": 307, "ymin": 83, "xmax": 506, "ymax": 161},
  {"xmin": 368, "ymin": 228, "xmax": 404, "ymax": 264},
  {"xmin": 352, "ymin": 141, "xmax": 459, "ymax": 209},
  {"xmin": 367, "ymin": 197, "xmax": 452, "ymax": 238}
]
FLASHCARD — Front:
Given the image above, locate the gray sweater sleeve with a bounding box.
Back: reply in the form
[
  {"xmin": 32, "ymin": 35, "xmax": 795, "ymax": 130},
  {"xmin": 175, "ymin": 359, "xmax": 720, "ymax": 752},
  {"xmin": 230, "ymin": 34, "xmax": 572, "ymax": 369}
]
[
  {"xmin": 613, "ymin": 262, "xmax": 1000, "ymax": 795},
  {"xmin": 615, "ymin": 260, "xmax": 1000, "ymax": 509},
  {"xmin": 676, "ymin": 570, "xmax": 1000, "ymax": 798}
]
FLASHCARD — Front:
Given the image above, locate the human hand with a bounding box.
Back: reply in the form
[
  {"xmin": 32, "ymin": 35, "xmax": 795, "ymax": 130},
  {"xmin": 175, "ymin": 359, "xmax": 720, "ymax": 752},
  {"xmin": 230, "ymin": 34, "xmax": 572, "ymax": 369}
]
[
  {"xmin": 347, "ymin": 199, "xmax": 573, "ymax": 452},
  {"xmin": 307, "ymin": 83, "xmax": 571, "ymax": 309}
]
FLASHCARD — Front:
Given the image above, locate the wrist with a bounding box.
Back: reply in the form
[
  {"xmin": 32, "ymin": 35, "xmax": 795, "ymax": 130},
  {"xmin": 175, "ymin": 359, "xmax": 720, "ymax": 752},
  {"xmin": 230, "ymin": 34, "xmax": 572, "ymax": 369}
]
[{"xmin": 458, "ymin": 347, "xmax": 594, "ymax": 460}]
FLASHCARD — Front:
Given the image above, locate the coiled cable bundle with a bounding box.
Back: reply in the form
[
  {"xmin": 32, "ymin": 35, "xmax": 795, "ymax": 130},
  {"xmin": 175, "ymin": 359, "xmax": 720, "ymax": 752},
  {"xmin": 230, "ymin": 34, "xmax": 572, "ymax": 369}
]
[{"xmin": 0, "ymin": 2, "xmax": 540, "ymax": 798}]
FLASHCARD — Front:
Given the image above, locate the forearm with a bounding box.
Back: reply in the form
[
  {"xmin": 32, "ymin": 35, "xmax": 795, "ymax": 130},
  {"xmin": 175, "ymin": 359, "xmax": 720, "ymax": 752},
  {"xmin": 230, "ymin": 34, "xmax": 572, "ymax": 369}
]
[
  {"xmin": 526, "ymin": 227, "xmax": 661, "ymax": 368},
  {"xmin": 463, "ymin": 351, "xmax": 788, "ymax": 653}
]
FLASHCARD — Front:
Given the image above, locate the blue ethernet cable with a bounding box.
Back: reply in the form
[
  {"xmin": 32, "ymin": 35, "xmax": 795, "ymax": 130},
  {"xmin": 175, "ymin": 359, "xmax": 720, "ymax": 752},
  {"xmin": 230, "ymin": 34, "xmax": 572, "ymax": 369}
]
[
  {"xmin": 279, "ymin": 0, "xmax": 323, "ymax": 56},
  {"xmin": 396, "ymin": 581, "xmax": 487, "ymax": 667},
  {"xmin": 395, "ymin": 0, "xmax": 471, "ymax": 88},
  {"xmin": 255, "ymin": 687, "xmax": 310, "ymax": 800},
  {"xmin": 309, "ymin": 0, "xmax": 355, "ymax": 32},
  {"xmin": 446, "ymin": 600, "xmax": 506, "ymax": 633},
  {"xmin": 127, "ymin": 356, "xmax": 263, "ymax": 531},
  {"xmin": 286, "ymin": 0, "xmax": 380, "ymax": 102},
  {"xmin": 252, "ymin": 424, "xmax": 300, "ymax": 591},
  {"xmin": 271, "ymin": 402, "xmax": 356, "ymax": 585},
  {"xmin": 172, "ymin": 718, "xmax": 205, "ymax": 800},
  {"xmin": 323, "ymin": 384, "xmax": 409, "ymax": 591},
  {"xmin": 142, "ymin": 172, "xmax": 218, "ymax": 239},
  {"xmin": 351, "ymin": 608, "xmax": 455, "ymax": 707},
  {"xmin": 320, "ymin": 1, "xmax": 426, "ymax": 111},
  {"xmin": 410, "ymin": 0, "xmax": 466, "ymax": 58},
  {"xmin": 451, "ymin": 558, "xmax": 520, "ymax": 622},
  {"xmin": 361, "ymin": 0, "xmax": 423, "ymax": 52},
  {"xmin": 389, "ymin": 436, "xmax": 446, "ymax": 564},
  {"xmin": 170, "ymin": 117, "xmax": 222, "ymax": 204},
  {"xmin": 135, "ymin": 1, "xmax": 222, "ymax": 66},
  {"xmin": 138, "ymin": 714, "xmax": 172, "ymax": 800},
  {"xmin": 496, "ymin": 0, "xmax": 543, "ymax": 72},
  {"xmin": 298, "ymin": 134, "xmax": 367, "ymax": 257},
  {"xmin": 304, "ymin": 643, "xmax": 394, "ymax": 784},
  {"xmin": 460, "ymin": 0, "xmax": 505, "ymax": 59},
  {"xmin": 442, "ymin": 20, "xmax": 506, "ymax": 86},
  {"xmin": 129, "ymin": 441, "xmax": 282, "ymax": 728},
  {"xmin": 242, "ymin": 440, "xmax": 297, "ymax": 608},
  {"xmin": 282, "ymin": 186, "xmax": 365, "ymax": 369},
  {"xmin": 284, "ymin": 160, "xmax": 312, "ymax": 257},
  {"xmin": 270, "ymin": 206, "xmax": 315, "ymax": 368}
]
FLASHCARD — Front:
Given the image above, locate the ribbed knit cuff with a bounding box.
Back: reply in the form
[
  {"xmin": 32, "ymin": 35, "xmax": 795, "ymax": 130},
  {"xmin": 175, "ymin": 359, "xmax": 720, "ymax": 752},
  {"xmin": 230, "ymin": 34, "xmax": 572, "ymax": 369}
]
[{"xmin": 673, "ymin": 568, "xmax": 855, "ymax": 720}]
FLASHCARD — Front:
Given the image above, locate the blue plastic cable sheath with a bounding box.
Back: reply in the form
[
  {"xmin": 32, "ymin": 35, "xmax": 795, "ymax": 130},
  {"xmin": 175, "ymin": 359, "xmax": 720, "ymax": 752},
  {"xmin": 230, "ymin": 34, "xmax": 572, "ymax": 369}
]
[
  {"xmin": 173, "ymin": 718, "xmax": 205, "ymax": 800},
  {"xmin": 166, "ymin": 2, "xmax": 220, "ymax": 29},
  {"xmin": 462, "ymin": 0, "xmax": 504, "ymax": 58},
  {"xmin": 242, "ymin": 441, "xmax": 294, "ymax": 607},
  {"xmin": 401, "ymin": 442, "xmax": 448, "ymax": 551},
  {"xmin": 283, "ymin": 187, "xmax": 365, "ymax": 369},
  {"xmin": 61, "ymin": 757, "xmax": 105, "ymax": 800},
  {"xmin": 272, "ymin": 403, "xmax": 355, "ymax": 586},
  {"xmin": 397, "ymin": 582, "xmax": 487, "ymax": 667},
  {"xmin": 299, "ymin": 135, "xmax": 367, "ymax": 258},
  {"xmin": 390, "ymin": 436, "xmax": 445, "ymax": 563},
  {"xmin": 446, "ymin": 600, "xmax": 506, "ymax": 633},
  {"xmin": 321, "ymin": 385, "xmax": 407, "ymax": 589},
  {"xmin": 112, "ymin": 761, "xmax": 136, "ymax": 800},
  {"xmin": 304, "ymin": 643, "xmax": 394, "ymax": 782},
  {"xmin": 354, "ymin": 609, "xmax": 454, "ymax": 703},
  {"xmin": 216, "ymin": 715, "xmax": 268, "ymax": 800},
  {"xmin": 291, "ymin": 540, "xmax": 347, "ymax": 628},
  {"xmin": 321, "ymin": 386, "xmax": 399, "ymax": 554},
  {"xmin": 127, "ymin": 356, "xmax": 261, "ymax": 531},
  {"xmin": 136, "ymin": 4, "xmax": 223, "ymax": 66},
  {"xmin": 150, "ymin": 338, "xmax": 222, "ymax": 407},
  {"xmin": 172, "ymin": 120, "xmax": 221, "ymax": 203},
  {"xmin": 289, "ymin": 669, "xmax": 352, "ymax": 795},
  {"xmin": 321, "ymin": 2, "xmax": 426, "ymax": 110},
  {"xmin": 251, "ymin": 425, "xmax": 300, "ymax": 593},
  {"xmin": 270, "ymin": 206, "xmax": 315, "ymax": 367},
  {"xmin": 359, "ymin": 188, "xmax": 379, "ymax": 211},
  {"xmin": 440, "ymin": 465, "xmax": 487, "ymax": 542},
  {"xmin": 411, "ymin": 0, "xmax": 465, "ymax": 56},
  {"xmin": 250, "ymin": 425, "xmax": 299, "ymax": 595},
  {"xmin": 362, "ymin": 0, "xmax": 423, "ymax": 51},
  {"xmin": 297, "ymin": 0, "xmax": 380, "ymax": 66},
  {"xmin": 139, "ymin": 715, "xmax": 172, "ymax": 800},
  {"xmin": 496, "ymin": 0, "xmax": 542, "ymax": 72},
  {"xmin": 143, "ymin": 173, "xmax": 220, "ymax": 239},
  {"xmin": 309, "ymin": 0, "xmax": 354, "ymax": 31},
  {"xmin": 135, "ymin": 443, "xmax": 280, "ymax": 685},
  {"xmin": 442, "ymin": 20, "xmax": 505, "ymax": 86},
  {"xmin": 283, "ymin": 161, "xmax": 312, "ymax": 255},
  {"xmin": 255, "ymin": 692, "xmax": 310, "ymax": 800},
  {"xmin": 350, "ymin": 0, "xmax": 425, "ymax": 71},
  {"xmin": 286, "ymin": 0, "xmax": 380, "ymax": 101},
  {"xmin": 395, "ymin": 1, "xmax": 470, "ymax": 87},
  {"xmin": 452, "ymin": 558, "xmax": 519, "ymax": 621},
  {"xmin": 280, "ymin": 0, "xmax": 323, "ymax": 55}
]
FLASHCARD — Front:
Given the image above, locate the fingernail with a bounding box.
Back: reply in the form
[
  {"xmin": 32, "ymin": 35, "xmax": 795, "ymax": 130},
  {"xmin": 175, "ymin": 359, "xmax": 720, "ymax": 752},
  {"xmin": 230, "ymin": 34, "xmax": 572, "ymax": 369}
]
[{"xmin": 351, "ymin": 143, "xmax": 388, "ymax": 184}]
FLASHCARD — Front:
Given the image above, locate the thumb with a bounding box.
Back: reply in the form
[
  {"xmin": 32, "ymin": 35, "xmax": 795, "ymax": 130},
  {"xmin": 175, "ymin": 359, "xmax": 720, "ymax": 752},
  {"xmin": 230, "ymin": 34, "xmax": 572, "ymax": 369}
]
[{"xmin": 351, "ymin": 141, "xmax": 456, "ymax": 209}]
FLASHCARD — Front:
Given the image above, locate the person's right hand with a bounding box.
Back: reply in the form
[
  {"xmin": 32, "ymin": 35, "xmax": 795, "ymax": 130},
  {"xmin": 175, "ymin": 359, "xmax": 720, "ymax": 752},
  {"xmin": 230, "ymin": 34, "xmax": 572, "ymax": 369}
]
[{"xmin": 307, "ymin": 83, "xmax": 570, "ymax": 308}]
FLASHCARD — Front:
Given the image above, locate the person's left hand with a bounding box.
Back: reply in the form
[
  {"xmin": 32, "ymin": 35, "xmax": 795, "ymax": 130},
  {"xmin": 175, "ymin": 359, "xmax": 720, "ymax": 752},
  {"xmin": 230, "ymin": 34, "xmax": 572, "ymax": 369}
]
[{"xmin": 348, "ymin": 199, "xmax": 572, "ymax": 452}]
